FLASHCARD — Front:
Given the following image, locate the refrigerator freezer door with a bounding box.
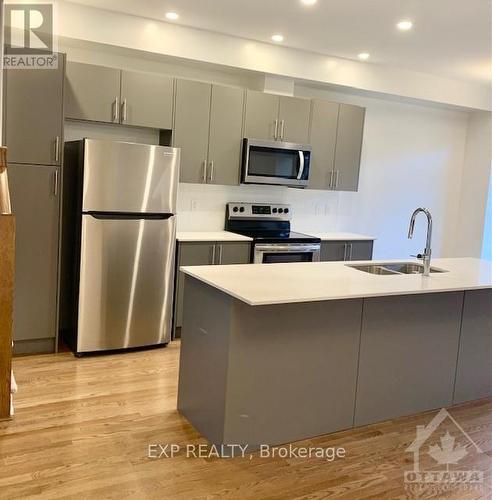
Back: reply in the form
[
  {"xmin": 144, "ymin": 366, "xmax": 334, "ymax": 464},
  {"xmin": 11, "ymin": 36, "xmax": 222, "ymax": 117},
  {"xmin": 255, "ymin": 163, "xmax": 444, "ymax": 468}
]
[
  {"xmin": 77, "ymin": 214, "xmax": 176, "ymax": 352},
  {"xmin": 81, "ymin": 139, "xmax": 179, "ymax": 214}
]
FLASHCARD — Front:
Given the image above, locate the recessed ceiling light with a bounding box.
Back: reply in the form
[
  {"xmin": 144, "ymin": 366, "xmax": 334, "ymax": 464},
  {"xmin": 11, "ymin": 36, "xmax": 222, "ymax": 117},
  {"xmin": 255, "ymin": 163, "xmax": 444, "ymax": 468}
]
[
  {"xmin": 301, "ymin": 0, "xmax": 318, "ymax": 5},
  {"xmin": 165, "ymin": 12, "xmax": 179, "ymax": 21},
  {"xmin": 271, "ymin": 34, "xmax": 284, "ymax": 43},
  {"xmin": 358, "ymin": 52, "xmax": 370, "ymax": 61},
  {"xmin": 397, "ymin": 20, "xmax": 413, "ymax": 31}
]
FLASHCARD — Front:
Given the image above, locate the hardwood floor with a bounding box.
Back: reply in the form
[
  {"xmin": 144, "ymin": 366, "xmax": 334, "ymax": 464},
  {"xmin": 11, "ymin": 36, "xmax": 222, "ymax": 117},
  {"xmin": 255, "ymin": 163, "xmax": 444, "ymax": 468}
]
[{"xmin": 1, "ymin": 341, "xmax": 491, "ymax": 499}]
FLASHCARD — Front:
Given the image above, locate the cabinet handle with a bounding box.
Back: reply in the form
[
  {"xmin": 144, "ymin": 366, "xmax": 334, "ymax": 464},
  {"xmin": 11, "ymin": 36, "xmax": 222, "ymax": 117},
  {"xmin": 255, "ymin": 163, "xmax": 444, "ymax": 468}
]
[
  {"xmin": 202, "ymin": 160, "xmax": 207, "ymax": 183},
  {"xmin": 218, "ymin": 244, "xmax": 223, "ymax": 265},
  {"xmin": 280, "ymin": 120, "xmax": 285, "ymax": 141},
  {"xmin": 53, "ymin": 136, "xmax": 60, "ymax": 163},
  {"xmin": 335, "ymin": 170, "xmax": 340, "ymax": 188},
  {"xmin": 349, "ymin": 243, "xmax": 353, "ymax": 260},
  {"xmin": 211, "ymin": 244, "xmax": 216, "ymax": 264},
  {"xmin": 208, "ymin": 161, "xmax": 214, "ymax": 182},
  {"xmin": 274, "ymin": 119, "xmax": 278, "ymax": 140},
  {"xmin": 343, "ymin": 243, "xmax": 348, "ymax": 261},
  {"xmin": 53, "ymin": 169, "xmax": 59, "ymax": 197},
  {"xmin": 329, "ymin": 171, "xmax": 334, "ymax": 189},
  {"xmin": 121, "ymin": 98, "xmax": 127, "ymax": 123},
  {"xmin": 112, "ymin": 97, "xmax": 119, "ymax": 122}
]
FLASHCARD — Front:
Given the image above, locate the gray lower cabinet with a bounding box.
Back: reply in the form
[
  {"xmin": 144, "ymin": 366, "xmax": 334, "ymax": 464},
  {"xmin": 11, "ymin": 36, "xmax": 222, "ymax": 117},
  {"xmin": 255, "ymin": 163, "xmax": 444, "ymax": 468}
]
[
  {"xmin": 243, "ymin": 90, "xmax": 279, "ymax": 141},
  {"xmin": 4, "ymin": 54, "xmax": 65, "ymax": 165},
  {"xmin": 207, "ymin": 85, "xmax": 245, "ymax": 186},
  {"xmin": 173, "ymin": 79, "xmax": 212, "ymax": 183},
  {"xmin": 120, "ymin": 70, "xmax": 174, "ymax": 129},
  {"xmin": 278, "ymin": 96, "xmax": 311, "ymax": 144},
  {"xmin": 308, "ymin": 100, "xmax": 339, "ymax": 190},
  {"xmin": 174, "ymin": 241, "xmax": 251, "ymax": 330},
  {"xmin": 332, "ymin": 104, "xmax": 365, "ymax": 192},
  {"xmin": 65, "ymin": 61, "xmax": 121, "ymax": 123},
  {"xmin": 354, "ymin": 292, "xmax": 463, "ymax": 426},
  {"xmin": 7, "ymin": 164, "xmax": 60, "ymax": 346},
  {"xmin": 454, "ymin": 289, "xmax": 492, "ymax": 404},
  {"xmin": 320, "ymin": 240, "xmax": 373, "ymax": 261}
]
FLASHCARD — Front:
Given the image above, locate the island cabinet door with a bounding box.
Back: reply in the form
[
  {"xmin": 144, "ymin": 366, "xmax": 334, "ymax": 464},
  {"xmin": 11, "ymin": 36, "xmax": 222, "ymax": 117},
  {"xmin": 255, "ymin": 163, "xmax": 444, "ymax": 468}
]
[
  {"xmin": 453, "ymin": 289, "xmax": 492, "ymax": 404},
  {"xmin": 175, "ymin": 242, "xmax": 215, "ymax": 329},
  {"xmin": 320, "ymin": 241, "xmax": 347, "ymax": 261},
  {"xmin": 354, "ymin": 292, "xmax": 463, "ymax": 427},
  {"xmin": 347, "ymin": 241, "xmax": 373, "ymax": 260}
]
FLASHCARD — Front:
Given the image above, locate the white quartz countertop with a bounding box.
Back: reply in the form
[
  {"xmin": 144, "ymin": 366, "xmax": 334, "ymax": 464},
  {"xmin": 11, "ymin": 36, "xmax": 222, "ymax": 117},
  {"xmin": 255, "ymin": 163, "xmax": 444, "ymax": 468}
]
[
  {"xmin": 177, "ymin": 231, "xmax": 253, "ymax": 242},
  {"xmin": 300, "ymin": 232, "xmax": 376, "ymax": 241},
  {"xmin": 181, "ymin": 258, "xmax": 492, "ymax": 306}
]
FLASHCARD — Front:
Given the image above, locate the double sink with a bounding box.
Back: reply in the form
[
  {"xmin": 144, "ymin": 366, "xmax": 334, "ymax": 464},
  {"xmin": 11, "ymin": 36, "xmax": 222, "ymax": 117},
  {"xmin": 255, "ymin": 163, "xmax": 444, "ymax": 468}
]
[{"xmin": 347, "ymin": 262, "xmax": 448, "ymax": 276}]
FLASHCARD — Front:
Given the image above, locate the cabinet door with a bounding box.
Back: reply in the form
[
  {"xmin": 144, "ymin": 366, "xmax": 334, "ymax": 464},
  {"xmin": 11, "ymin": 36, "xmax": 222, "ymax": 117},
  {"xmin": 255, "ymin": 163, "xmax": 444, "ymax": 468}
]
[
  {"xmin": 216, "ymin": 242, "xmax": 251, "ymax": 265},
  {"xmin": 207, "ymin": 85, "xmax": 244, "ymax": 186},
  {"xmin": 173, "ymin": 79, "xmax": 212, "ymax": 184},
  {"xmin": 243, "ymin": 90, "xmax": 279, "ymax": 141},
  {"xmin": 308, "ymin": 100, "xmax": 339, "ymax": 189},
  {"xmin": 347, "ymin": 241, "xmax": 373, "ymax": 261},
  {"xmin": 175, "ymin": 242, "xmax": 215, "ymax": 328},
  {"xmin": 8, "ymin": 164, "xmax": 60, "ymax": 341},
  {"xmin": 320, "ymin": 241, "xmax": 347, "ymax": 261},
  {"xmin": 454, "ymin": 290, "xmax": 492, "ymax": 403},
  {"xmin": 333, "ymin": 104, "xmax": 365, "ymax": 192},
  {"xmin": 65, "ymin": 61, "xmax": 121, "ymax": 123},
  {"xmin": 120, "ymin": 70, "xmax": 174, "ymax": 129},
  {"xmin": 278, "ymin": 96, "xmax": 311, "ymax": 144},
  {"xmin": 4, "ymin": 55, "xmax": 65, "ymax": 165}
]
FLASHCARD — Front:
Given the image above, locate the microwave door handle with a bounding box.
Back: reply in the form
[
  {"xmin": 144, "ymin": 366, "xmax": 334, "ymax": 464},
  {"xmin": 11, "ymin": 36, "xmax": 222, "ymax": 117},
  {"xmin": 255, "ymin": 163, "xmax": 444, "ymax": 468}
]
[{"xmin": 297, "ymin": 151, "xmax": 305, "ymax": 180}]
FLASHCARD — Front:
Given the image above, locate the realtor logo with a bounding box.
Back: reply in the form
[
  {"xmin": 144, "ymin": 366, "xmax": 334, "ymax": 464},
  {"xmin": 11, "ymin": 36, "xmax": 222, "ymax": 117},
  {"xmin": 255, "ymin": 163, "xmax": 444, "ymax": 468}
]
[
  {"xmin": 404, "ymin": 408, "xmax": 485, "ymax": 495},
  {"xmin": 4, "ymin": 3, "xmax": 57, "ymax": 69}
]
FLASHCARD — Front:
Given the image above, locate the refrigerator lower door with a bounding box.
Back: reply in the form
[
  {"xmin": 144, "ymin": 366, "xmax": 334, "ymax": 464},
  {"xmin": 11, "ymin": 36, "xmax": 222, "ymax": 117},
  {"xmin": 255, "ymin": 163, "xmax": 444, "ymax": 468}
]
[{"xmin": 77, "ymin": 213, "xmax": 176, "ymax": 353}]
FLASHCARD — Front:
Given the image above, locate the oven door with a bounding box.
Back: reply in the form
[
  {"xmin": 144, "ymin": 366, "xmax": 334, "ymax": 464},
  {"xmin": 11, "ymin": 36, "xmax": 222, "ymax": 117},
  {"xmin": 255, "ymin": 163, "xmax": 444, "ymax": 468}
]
[
  {"xmin": 242, "ymin": 139, "xmax": 311, "ymax": 187},
  {"xmin": 254, "ymin": 243, "xmax": 321, "ymax": 264}
]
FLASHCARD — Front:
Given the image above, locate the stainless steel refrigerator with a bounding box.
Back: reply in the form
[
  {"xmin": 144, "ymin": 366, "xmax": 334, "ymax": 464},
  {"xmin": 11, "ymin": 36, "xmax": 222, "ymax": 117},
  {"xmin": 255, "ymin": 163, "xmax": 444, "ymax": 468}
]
[{"xmin": 60, "ymin": 139, "xmax": 179, "ymax": 355}]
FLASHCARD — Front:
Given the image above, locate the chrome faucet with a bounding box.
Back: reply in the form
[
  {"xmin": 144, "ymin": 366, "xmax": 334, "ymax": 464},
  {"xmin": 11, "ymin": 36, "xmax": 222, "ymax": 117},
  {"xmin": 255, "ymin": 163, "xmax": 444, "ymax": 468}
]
[{"xmin": 408, "ymin": 208, "xmax": 433, "ymax": 277}]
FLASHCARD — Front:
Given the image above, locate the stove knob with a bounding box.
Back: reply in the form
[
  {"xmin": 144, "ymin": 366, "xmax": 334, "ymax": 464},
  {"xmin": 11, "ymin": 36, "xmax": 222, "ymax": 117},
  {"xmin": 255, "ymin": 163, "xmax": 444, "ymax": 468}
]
[
  {"xmin": 272, "ymin": 208, "xmax": 278, "ymax": 213},
  {"xmin": 284, "ymin": 208, "xmax": 289, "ymax": 214},
  {"xmin": 233, "ymin": 206, "xmax": 239, "ymax": 213},
  {"xmin": 239, "ymin": 207, "xmax": 245, "ymax": 213},
  {"xmin": 278, "ymin": 208, "xmax": 284, "ymax": 214}
]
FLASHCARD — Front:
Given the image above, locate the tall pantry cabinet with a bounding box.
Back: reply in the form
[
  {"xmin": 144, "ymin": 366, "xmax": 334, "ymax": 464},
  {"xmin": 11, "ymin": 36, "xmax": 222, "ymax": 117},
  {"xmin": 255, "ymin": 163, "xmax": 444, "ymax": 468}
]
[{"xmin": 3, "ymin": 54, "xmax": 65, "ymax": 354}]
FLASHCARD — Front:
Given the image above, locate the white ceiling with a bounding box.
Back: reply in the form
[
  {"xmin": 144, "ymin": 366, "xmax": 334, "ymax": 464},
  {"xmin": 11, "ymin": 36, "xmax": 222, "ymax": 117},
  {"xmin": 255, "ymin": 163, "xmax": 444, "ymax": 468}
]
[{"xmin": 67, "ymin": 0, "xmax": 492, "ymax": 85}]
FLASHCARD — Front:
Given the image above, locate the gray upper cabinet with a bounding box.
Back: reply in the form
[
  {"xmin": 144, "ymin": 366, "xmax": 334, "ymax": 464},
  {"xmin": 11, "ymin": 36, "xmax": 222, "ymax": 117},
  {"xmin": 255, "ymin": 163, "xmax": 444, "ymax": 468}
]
[
  {"xmin": 207, "ymin": 85, "xmax": 245, "ymax": 186},
  {"xmin": 173, "ymin": 79, "xmax": 212, "ymax": 184},
  {"xmin": 120, "ymin": 71, "xmax": 174, "ymax": 129},
  {"xmin": 4, "ymin": 54, "xmax": 65, "ymax": 165},
  {"xmin": 278, "ymin": 96, "xmax": 311, "ymax": 144},
  {"xmin": 8, "ymin": 164, "xmax": 60, "ymax": 342},
  {"xmin": 333, "ymin": 104, "xmax": 365, "ymax": 192},
  {"xmin": 243, "ymin": 90, "xmax": 279, "ymax": 141},
  {"xmin": 65, "ymin": 61, "xmax": 121, "ymax": 123},
  {"xmin": 308, "ymin": 100, "xmax": 339, "ymax": 190}
]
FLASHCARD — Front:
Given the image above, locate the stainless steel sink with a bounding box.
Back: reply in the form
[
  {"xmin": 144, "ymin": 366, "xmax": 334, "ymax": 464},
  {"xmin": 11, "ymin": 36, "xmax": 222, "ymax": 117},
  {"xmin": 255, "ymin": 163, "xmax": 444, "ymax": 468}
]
[{"xmin": 347, "ymin": 262, "xmax": 448, "ymax": 275}]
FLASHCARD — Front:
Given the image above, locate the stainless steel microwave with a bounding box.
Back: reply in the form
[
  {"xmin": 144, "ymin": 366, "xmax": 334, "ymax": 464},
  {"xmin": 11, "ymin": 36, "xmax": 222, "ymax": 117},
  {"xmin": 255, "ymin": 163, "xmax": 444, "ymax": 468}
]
[{"xmin": 241, "ymin": 139, "xmax": 312, "ymax": 188}]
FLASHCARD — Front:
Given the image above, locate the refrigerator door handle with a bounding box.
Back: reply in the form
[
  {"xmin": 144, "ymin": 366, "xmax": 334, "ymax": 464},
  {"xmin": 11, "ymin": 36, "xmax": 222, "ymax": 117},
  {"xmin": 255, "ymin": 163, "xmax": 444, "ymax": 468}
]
[{"xmin": 85, "ymin": 211, "xmax": 174, "ymax": 220}]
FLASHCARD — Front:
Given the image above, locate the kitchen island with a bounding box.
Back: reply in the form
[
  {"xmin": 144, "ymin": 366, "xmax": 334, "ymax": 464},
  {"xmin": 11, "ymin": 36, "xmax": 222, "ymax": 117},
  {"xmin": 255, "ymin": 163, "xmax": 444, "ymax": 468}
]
[{"xmin": 177, "ymin": 258, "xmax": 492, "ymax": 449}]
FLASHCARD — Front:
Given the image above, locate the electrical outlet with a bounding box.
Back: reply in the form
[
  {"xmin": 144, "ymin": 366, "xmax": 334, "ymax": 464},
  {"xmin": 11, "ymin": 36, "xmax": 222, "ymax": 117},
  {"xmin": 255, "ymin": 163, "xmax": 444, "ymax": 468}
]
[{"xmin": 190, "ymin": 200, "xmax": 198, "ymax": 211}]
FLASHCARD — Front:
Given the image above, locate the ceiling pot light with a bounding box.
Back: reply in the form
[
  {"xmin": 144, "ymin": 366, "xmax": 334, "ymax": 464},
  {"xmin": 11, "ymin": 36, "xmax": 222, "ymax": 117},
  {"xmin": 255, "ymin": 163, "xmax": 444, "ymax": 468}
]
[
  {"xmin": 397, "ymin": 20, "xmax": 413, "ymax": 31},
  {"xmin": 165, "ymin": 12, "xmax": 179, "ymax": 21},
  {"xmin": 357, "ymin": 52, "xmax": 370, "ymax": 61},
  {"xmin": 271, "ymin": 34, "xmax": 284, "ymax": 43},
  {"xmin": 301, "ymin": 0, "xmax": 318, "ymax": 5}
]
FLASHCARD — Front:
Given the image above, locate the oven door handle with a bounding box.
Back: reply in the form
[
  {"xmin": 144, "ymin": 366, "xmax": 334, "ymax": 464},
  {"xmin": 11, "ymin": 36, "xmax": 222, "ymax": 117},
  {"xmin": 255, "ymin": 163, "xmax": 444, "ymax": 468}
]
[
  {"xmin": 297, "ymin": 151, "xmax": 305, "ymax": 180},
  {"xmin": 255, "ymin": 244, "xmax": 320, "ymax": 253}
]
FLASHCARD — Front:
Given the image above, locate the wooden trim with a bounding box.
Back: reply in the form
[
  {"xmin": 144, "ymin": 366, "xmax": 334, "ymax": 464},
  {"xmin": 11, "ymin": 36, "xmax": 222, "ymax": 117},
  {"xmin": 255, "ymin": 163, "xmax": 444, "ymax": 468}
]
[{"xmin": 0, "ymin": 215, "xmax": 14, "ymax": 420}]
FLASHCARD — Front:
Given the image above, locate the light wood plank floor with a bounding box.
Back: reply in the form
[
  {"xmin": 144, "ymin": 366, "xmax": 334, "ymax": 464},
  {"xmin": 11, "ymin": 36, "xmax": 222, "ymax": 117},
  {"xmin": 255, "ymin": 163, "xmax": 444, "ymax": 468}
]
[{"xmin": 1, "ymin": 341, "xmax": 491, "ymax": 499}]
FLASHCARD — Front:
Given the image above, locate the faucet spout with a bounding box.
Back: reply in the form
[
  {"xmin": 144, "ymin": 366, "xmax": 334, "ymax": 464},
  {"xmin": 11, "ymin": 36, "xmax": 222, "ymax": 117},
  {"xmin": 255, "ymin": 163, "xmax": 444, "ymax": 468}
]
[{"xmin": 407, "ymin": 207, "xmax": 433, "ymax": 276}]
